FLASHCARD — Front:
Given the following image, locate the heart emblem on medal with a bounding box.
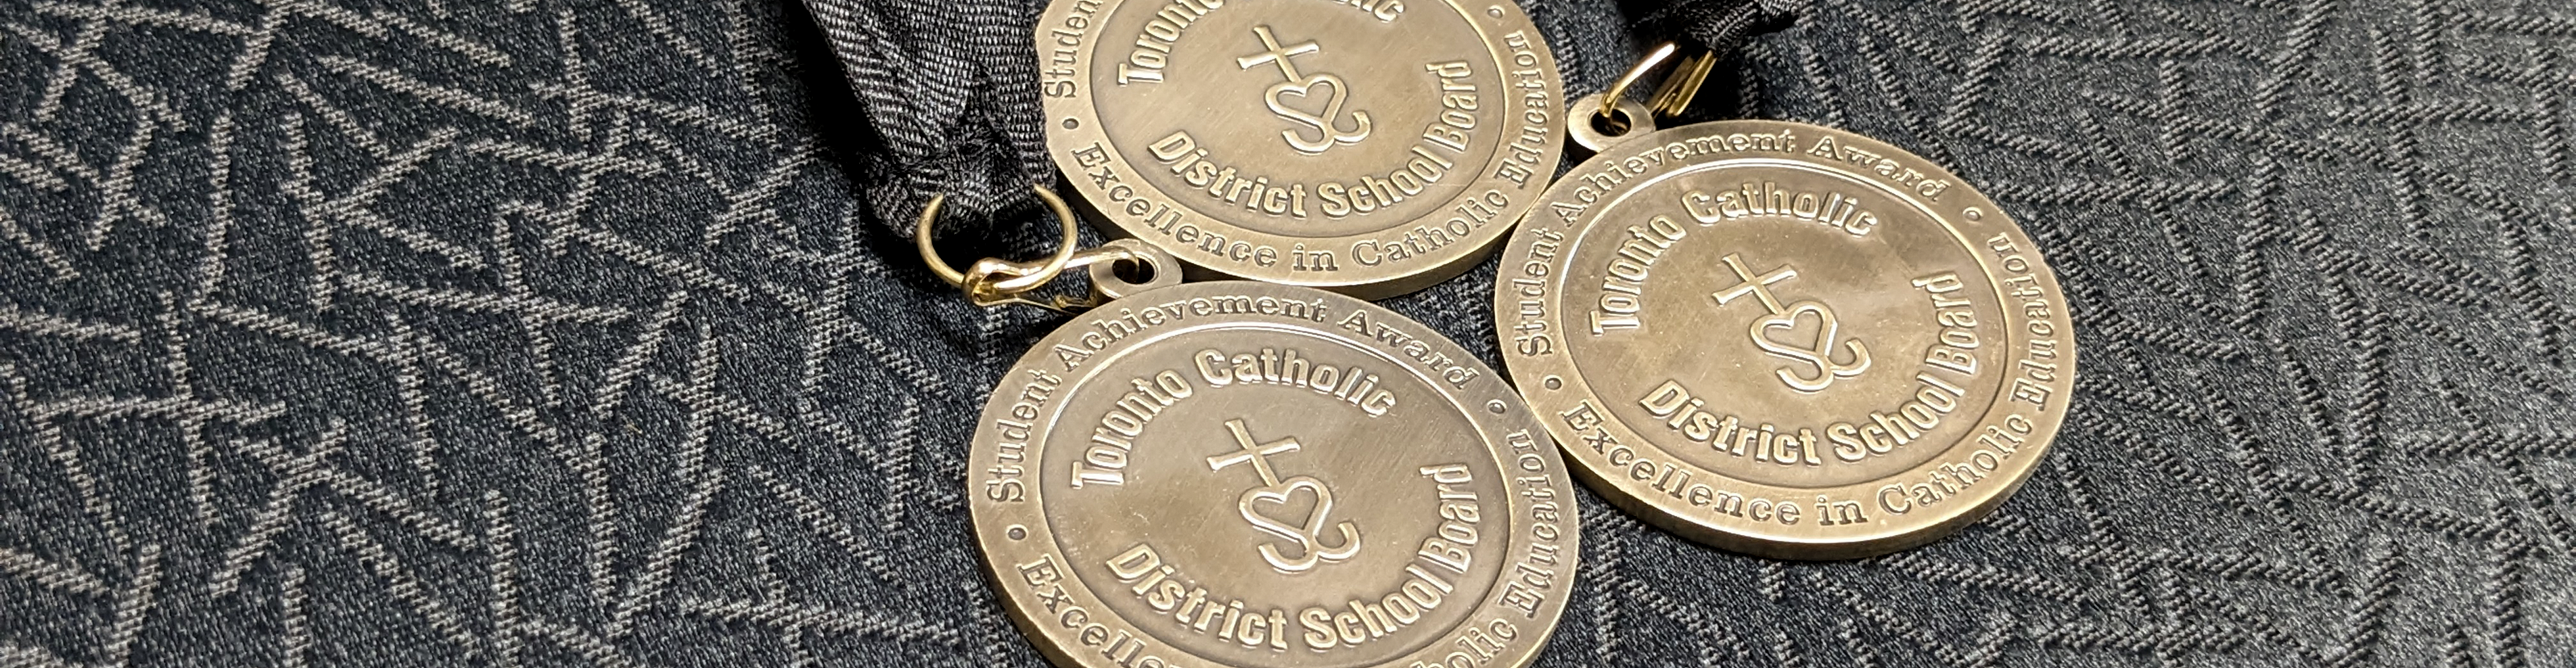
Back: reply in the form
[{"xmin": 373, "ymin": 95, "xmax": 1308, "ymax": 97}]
[
  {"xmin": 1266, "ymin": 76, "xmax": 1352, "ymax": 134},
  {"xmin": 1241, "ymin": 477, "xmax": 1336, "ymax": 542},
  {"xmin": 1753, "ymin": 302, "xmax": 1838, "ymax": 358},
  {"xmin": 1263, "ymin": 73, "xmax": 1372, "ymax": 155},
  {"xmin": 1748, "ymin": 300, "xmax": 1872, "ymax": 392},
  {"xmin": 1237, "ymin": 476, "xmax": 1361, "ymax": 572}
]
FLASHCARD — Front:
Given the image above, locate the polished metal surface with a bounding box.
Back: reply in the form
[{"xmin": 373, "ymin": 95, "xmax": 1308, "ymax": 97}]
[
  {"xmin": 972, "ymin": 282, "xmax": 1579, "ymax": 668},
  {"xmin": 1036, "ymin": 0, "xmax": 1565, "ymax": 297},
  {"xmin": 1494, "ymin": 120, "xmax": 2075, "ymax": 559}
]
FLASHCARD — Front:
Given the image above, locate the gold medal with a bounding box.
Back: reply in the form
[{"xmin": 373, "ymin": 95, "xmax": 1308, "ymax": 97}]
[
  {"xmin": 1036, "ymin": 0, "xmax": 1565, "ymax": 297},
  {"xmin": 919, "ymin": 188, "xmax": 1579, "ymax": 668},
  {"xmin": 1494, "ymin": 48, "xmax": 2076, "ymax": 559}
]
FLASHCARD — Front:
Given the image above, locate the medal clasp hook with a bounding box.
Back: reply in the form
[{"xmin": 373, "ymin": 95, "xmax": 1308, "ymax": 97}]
[
  {"xmin": 1595, "ymin": 43, "xmax": 1676, "ymax": 128},
  {"xmin": 915, "ymin": 186, "xmax": 1179, "ymax": 313},
  {"xmin": 1571, "ymin": 43, "xmax": 1719, "ymax": 152}
]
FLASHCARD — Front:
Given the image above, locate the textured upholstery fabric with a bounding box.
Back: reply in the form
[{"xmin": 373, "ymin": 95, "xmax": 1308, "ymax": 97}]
[{"xmin": 4, "ymin": 0, "xmax": 2573, "ymax": 666}]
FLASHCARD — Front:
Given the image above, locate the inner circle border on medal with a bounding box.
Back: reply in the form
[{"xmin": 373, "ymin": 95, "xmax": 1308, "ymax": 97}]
[
  {"xmin": 969, "ymin": 282, "xmax": 1581, "ymax": 668},
  {"xmin": 1036, "ymin": 0, "xmax": 1566, "ymax": 298},
  {"xmin": 1492, "ymin": 120, "xmax": 2079, "ymax": 559}
]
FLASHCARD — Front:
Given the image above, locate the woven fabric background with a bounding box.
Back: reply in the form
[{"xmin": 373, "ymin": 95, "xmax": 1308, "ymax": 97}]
[{"xmin": 4, "ymin": 0, "xmax": 2573, "ymax": 666}]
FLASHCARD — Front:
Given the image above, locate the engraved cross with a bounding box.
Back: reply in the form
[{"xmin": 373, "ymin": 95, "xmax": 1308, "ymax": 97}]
[
  {"xmin": 1712, "ymin": 254, "xmax": 1797, "ymax": 315},
  {"xmin": 1207, "ymin": 419, "xmax": 1298, "ymax": 486},
  {"xmin": 1235, "ymin": 26, "xmax": 1318, "ymax": 81}
]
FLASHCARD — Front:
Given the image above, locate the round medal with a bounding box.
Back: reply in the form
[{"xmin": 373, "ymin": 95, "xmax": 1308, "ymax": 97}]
[
  {"xmin": 971, "ymin": 282, "xmax": 1579, "ymax": 668},
  {"xmin": 1494, "ymin": 120, "xmax": 2075, "ymax": 559},
  {"xmin": 1034, "ymin": 0, "xmax": 1564, "ymax": 298}
]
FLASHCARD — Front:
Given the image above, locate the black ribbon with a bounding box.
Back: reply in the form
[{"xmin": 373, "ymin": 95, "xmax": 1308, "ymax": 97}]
[
  {"xmin": 1624, "ymin": 0, "xmax": 1794, "ymax": 57},
  {"xmin": 795, "ymin": 0, "xmax": 1056, "ymax": 245},
  {"xmin": 797, "ymin": 0, "xmax": 1794, "ymax": 237},
  {"xmin": 1616, "ymin": 0, "xmax": 1797, "ymax": 122}
]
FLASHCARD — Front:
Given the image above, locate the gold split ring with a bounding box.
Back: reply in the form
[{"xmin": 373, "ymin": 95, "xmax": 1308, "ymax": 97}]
[{"xmin": 915, "ymin": 185, "xmax": 1080, "ymax": 299}]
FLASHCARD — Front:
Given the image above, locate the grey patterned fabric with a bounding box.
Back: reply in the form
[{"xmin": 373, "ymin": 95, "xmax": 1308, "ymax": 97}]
[{"xmin": 2, "ymin": 0, "xmax": 2571, "ymax": 666}]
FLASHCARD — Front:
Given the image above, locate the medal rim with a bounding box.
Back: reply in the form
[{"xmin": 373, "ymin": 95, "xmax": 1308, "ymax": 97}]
[
  {"xmin": 1034, "ymin": 0, "xmax": 1566, "ymax": 299},
  {"xmin": 1493, "ymin": 119, "xmax": 2078, "ymax": 559},
  {"xmin": 970, "ymin": 281, "xmax": 1580, "ymax": 668}
]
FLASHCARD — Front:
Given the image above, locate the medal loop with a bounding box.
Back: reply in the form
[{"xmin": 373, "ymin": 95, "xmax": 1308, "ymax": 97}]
[
  {"xmin": 1609, "ymin": 42, "xmax": 1721, "ymax": 122},
  {"xmin": 1645, "ymin": 47, "xmax": 1720, "ymax": 119},
  {"xmin": 914, "ymin": 188, "xmax": 1178, "ymax": 313},
  {"xmin": 915, "ymin": 184, "xmax": 1081, "ymax": 298},
  {"xmin": 1596, "ymin": 43, "xmax": 1678, "ymax": 126},
  {"xmin": 965, "ymin": 238, "xmax": 1178, "ymax": 313},
  {"xmin": 1587, "ymin": 41, "xmax": 1723, "ymax": 132},
  {"xmin": 1575, "ymin": 43, "xmax": 1721, "ymax": 153},
  {"xmin": 1570, "ymin": 93, "xmax": 1656, "ymax": 153}
]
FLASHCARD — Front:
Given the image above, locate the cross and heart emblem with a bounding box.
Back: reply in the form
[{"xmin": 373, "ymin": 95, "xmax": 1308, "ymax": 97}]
[
  {"xmin": 1713, "ymin": 254, "xmax": 1873, "ymax": 393},
  {"xmin": 1207, "ymin": 419, "xmax": 1361, "ymax": 573},
  {"xmin": 1236, "ymin": 26, "xmax": 1372, "ymax": 155}
]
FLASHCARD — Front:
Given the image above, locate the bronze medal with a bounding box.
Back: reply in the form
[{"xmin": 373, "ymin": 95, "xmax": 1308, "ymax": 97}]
[
  {"xmin": 1036, "ymin": 0, "xmax": 1564, "ymax": 297},
  {"xmin": 1495, "ymin": 118, "xmax": 2075, "ymax": 559},
  {"xmin": 969, "ymin": 279, "xmax": 1579, "ymax": 668}
]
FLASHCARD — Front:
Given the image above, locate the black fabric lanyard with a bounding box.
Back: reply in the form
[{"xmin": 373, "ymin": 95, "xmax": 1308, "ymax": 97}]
[
  {"xmin": 1626, "ymin": 0, "xmax": 1791, "ymax": 62},
  {"xmin": 1623, "ymin": 0, "xmax": 1794, "ymax": 122},
  {"xmin": 799, "ymin": 0, "xmax": 1788, "ymax": 237}
]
